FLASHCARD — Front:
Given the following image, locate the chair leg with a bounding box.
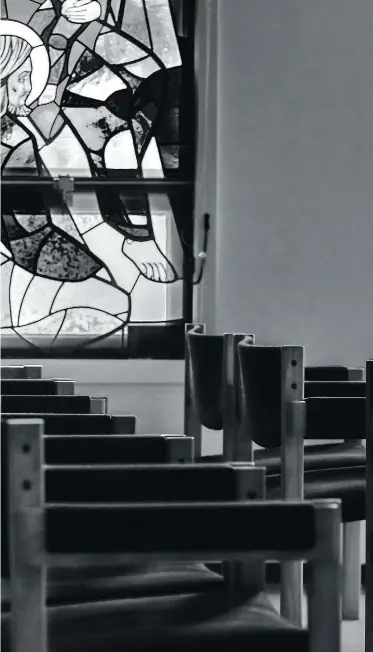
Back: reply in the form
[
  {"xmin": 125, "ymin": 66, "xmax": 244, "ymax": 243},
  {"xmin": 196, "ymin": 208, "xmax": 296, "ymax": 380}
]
[{"xmin": 342, "ymin": 520, "xmax": 361, "ymax": 620}]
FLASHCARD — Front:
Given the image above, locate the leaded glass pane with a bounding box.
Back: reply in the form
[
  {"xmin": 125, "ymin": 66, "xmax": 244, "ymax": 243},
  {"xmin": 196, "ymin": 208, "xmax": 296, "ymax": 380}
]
[{"xmin": 1, "ymin": 0, "xmax": 195, "ymax": 357}]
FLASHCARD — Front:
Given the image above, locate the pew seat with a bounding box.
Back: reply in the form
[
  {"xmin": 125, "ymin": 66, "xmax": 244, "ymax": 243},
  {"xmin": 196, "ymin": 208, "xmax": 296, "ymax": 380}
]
[
  {"xmin": 1, "ymin": 591, "xmax": 307, "ymax": 652},
  {"xmin": 255, "ymin": 441, "xmax": 366, "ymax": 473},
  {"xmin": 2, "ymin": 563, "xmax": 223, "ymax": 609},
  {"xmin": 266, "ymin": 465, "xmax": 366, "ymax": 522},
  {"xmin": 196, "ymin": 458, "xmax": 365, "ymax": 522}
]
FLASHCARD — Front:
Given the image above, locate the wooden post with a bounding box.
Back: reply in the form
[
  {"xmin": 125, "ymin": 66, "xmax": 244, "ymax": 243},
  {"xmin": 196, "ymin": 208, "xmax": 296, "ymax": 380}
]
[
  {"xmin": 339, "ymin": 360, "xmax": 363, "ymax": 619},
  {"xmin": 223, "ymin": 465, "xmax": 265, "ymax": 596},
  {"xmin": 342, "ymin": 520, "xmax": 361, "ymax": 620},
  {"xmin": 166, "ymin": 436, "xmax": 194, "ymax": 463},
  {"xmin": 184, "ymin": 323, "xmax": 205, "ymax": 457},
  {"xmin": 280, "ymin": 346, "xmax": 305, "ymax": 627},
  {"xmin": 308, "ymin": 501, "xmax": 341, "ymax": 652},
  {"xmin": 222, "ymin": 333, "xmax": 255, "ymax": 463},
  {"xmin": 7, "ymin": 418, "xmax": 47, "ymax": 652},
  {"xmin": 366, "ymin": 360, "xmax": 373, "ymax": 652},
  {"xmin": 23, "ymin": 366, "xmax": 43, "ymax": 379}
]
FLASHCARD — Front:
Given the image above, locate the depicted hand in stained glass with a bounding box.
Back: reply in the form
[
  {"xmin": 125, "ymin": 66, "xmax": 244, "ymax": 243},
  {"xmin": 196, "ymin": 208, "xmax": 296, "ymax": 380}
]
[{"xmin": 61, "ymin": 0, "xmax": 101, "ymax": 24}]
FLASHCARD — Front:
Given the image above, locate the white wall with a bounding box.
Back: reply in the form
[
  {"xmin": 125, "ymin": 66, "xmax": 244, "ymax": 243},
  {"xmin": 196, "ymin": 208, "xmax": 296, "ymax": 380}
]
[{"xmin": 215, "ymin": 0, "xmax": 373, "ymax": 366}]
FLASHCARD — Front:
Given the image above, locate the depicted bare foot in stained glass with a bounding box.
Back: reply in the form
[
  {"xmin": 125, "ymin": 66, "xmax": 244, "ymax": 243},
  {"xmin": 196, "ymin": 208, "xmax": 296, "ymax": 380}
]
[{"xmin": 122, "ymin": 238, "xmax": 178, "ymax": 283}]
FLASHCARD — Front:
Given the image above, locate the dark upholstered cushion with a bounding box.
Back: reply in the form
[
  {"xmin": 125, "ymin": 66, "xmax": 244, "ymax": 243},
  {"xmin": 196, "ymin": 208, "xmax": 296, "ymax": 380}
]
[
  {"xmin": 1, "ymin": 591, "xmax": 307, "ymax": 652},
  {"xmin": 1, "ymin": 564, "xmax": 223, "ymax": 609},
  {"xmin": 267, "ymin": 465, "xmax": 365, "ymax": 522},
  {"xmin": 196, "ymin": 441, "xmax": 366, "ymax": 473},
  {"xmin": 255, "ymin": 441, "xmax": 366, "ymax": 474}
]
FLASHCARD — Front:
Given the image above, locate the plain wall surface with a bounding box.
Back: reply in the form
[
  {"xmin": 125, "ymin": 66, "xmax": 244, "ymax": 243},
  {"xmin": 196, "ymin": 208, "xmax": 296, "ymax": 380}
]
[{"xmin": 215, "ymin": 0, "xmax": 373, "ymax": 365}]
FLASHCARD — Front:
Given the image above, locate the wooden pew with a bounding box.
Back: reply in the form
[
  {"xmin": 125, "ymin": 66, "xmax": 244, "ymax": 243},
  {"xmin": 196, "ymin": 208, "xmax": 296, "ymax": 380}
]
[
  {"xmin": 4, "ymin": 419, "xmax": 341, "ymax": 652},
  {"xmin": 0, "ymin": 374, "xmax": 208, "ymax": 604},
  {"xmin": 366, "ymin": 360, "xmax": 373, "ymax": 652},
  {"xmin": 185, "ymin": 324, "xmax": 366, "ymax": 469},
  {"xmin": 1, "ymin": 380, "xmax": 76, "ymax": 395},
  {"xmin": 185, "ymin": 324, "xmax": 365, "ymax": 619},
  {"xmin": 237, "ymin": 341, "xmax": 365, "ymax": 622},
  {"xmin": 0, "ymin": 433, "xmax": 202, "ymax": 608},
  {"xmin": 1, "ymin": 366, "xmax": 42, "ymax": 379},
  {"xmin": 185, "ymin": 327, "xmax": 364, "ymax": 622},
  {"xmin": 0, "ymin": 419, "xmax": 248, "ymax": 608}
]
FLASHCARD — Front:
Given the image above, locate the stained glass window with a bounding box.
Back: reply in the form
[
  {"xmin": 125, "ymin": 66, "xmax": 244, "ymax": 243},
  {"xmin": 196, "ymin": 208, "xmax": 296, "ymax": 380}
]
[{"xmin": 1, "ymin": 0, "xmax": 196, "ymax": 358}]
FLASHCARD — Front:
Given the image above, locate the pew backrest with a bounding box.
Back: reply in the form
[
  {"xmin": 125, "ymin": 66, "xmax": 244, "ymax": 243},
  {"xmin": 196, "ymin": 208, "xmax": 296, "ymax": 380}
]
[
  {"xmin": 1, "ymin": 395, "xmax": 107, "ymax": 414},
  {"xmin": 43, "ymin": 435, "xmax": 194, "ymax": 465},
  {"xmin": 305, "ymin": 381, "xmax": 366, "ymax": 398},
  {"xmin": 1, "ymin": 380, "xmax": 75, "ymax": 395},
  {"xmin": 1, "ymin": 414, "xmax": 136, "ymax": 434}
]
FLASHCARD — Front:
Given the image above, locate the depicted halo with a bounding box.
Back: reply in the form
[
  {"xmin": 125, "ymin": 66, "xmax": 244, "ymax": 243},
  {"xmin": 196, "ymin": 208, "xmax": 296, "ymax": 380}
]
[{"xmin": 0, "ymin": 20, "xmax": 50, "ymax": 105}]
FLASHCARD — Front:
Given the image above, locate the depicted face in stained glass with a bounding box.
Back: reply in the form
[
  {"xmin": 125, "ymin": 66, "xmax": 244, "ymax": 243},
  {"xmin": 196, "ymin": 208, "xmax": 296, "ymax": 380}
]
[
  {"xmin": 1, "ymin": 1, "xmax": 194, "ymax": 354},
  {"xmin": 0, "ymin": 20, "xmax": 50, "ymax": 116},
  {"xmin": 7, "ymin": 56, "xmax": 32, "ymax": 115}
]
